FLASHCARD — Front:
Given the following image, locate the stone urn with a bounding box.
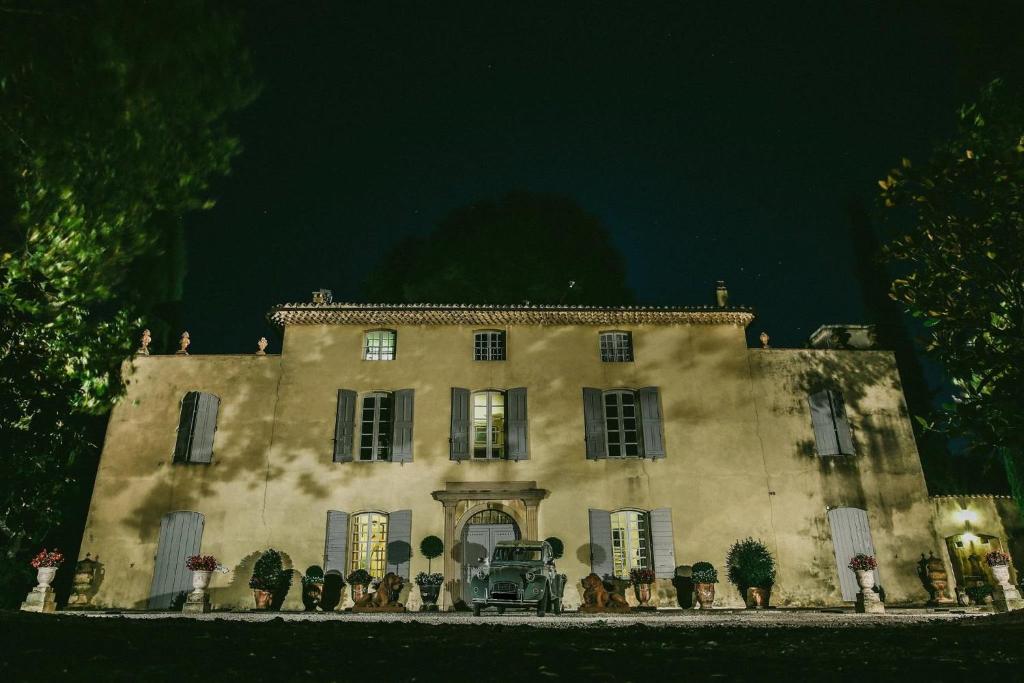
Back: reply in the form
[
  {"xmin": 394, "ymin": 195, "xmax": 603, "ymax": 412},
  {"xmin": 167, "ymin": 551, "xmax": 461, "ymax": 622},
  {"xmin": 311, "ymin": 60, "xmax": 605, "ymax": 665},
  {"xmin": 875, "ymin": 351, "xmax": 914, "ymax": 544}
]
[
  {"xmin": 991, "ymin": 564, "xmax": 1012, "ymax": 588},
  {"xmin": 302, "ymin": 583, "xmax": 323, "ymax": 611},
  {"xmin": 634, "ymin": 582, "xmax": 652, "ymax": 607},
  {"xmin": 746, "ymin": 586, "xmax": 771, "ymax": 608},
  {"xmin": 36, "ymin": 566, "xmax": 58, "ymax": 589},
  {"xmin": 694, "ymin": 582, "xmax": 715, "ymax": 609},
  {"xmin": 855, "ymin": 569, "xmax": 875, "ymax": 591},
  {"xmin": 192, "ymin": 570, "xmax": 213, "ymax": 592},
  {"xmin": 923, "ymin": 553, "xmax": 954, "ymax": 605},
  {"xmin": 253, "ymin": 589, "xmax": 273, "ymax": 610},
  {"xmin": 68, "ymin": 556, "xmax": 98, "ymax": 607},
  {"xmin": 419, "ymin": 584, "xmax": 440, "ymax": 610}
]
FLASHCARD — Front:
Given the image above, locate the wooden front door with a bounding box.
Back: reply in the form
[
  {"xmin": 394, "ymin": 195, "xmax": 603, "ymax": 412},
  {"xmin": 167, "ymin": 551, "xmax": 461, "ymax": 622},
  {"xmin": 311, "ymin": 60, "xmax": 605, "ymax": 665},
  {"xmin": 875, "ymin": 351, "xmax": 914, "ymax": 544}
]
[
  {"xmin": 462, "ymin": 523, "xmax": 516, "ymax": 603},
  {"xmin": 148, "ymin": 511, "xmax": 204, "ymax": 609}
]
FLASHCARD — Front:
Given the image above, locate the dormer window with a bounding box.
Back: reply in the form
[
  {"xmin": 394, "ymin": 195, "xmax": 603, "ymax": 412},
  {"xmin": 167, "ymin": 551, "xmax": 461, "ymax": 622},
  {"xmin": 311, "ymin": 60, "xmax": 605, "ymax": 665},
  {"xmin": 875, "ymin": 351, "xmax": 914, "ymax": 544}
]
[
  {"xmin": 363, "ymin": 330, "xmax": 396, "ymax": 360},
  {"xmin": 599, "ymin": 331, "xmax": 633, "ymax": 362},
  {"xmin": 474, "ymin": 330, "xmax": 506, "ymax": 361}
]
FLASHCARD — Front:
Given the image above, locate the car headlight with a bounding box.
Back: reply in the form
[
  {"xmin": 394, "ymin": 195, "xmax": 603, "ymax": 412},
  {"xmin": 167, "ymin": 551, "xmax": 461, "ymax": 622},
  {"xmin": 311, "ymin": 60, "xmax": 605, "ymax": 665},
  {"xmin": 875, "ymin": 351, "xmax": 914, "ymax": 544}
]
[
  {"xmin": 476, "ymin": 569, "xmax": 488, "ymax": 580},
  {"xmin": 525, "ymin": 571, "xmax": 536, "ymax": 582}
]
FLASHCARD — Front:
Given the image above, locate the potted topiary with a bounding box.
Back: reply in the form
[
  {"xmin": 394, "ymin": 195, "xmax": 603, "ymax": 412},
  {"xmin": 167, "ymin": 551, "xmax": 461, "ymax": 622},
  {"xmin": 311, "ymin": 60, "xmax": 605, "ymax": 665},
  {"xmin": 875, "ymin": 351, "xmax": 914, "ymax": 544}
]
[
  {"xmin": 629, "ymin": 567, "xmax": 656, "ymax": 608},
  {"xmin": 726, "ymin": 538, "xmax": 776, "ymax": 608},
  {"xmin": 848, "ymin": 553, "xmax": 878, "ymax": 592},
  {"xmin": 691, "ymin": 561, "xmax": 718, "ymax": 609},
  {"xmin": 414, "ymin": 572, "xmax": 444, "ymax": 610},
  {"xmin": 249, "ymin": 548, "xmax": 288, "ymax": 610},
  {"xmin": 347, "ymin": 568, "xmax": 373, "ymax": 604},
  {"xmin": 544, "ymin": 537, "xmax": 565, "ymax": 560},
  {"xmin": 30, "ymin": 549, "xmax": 65, "ymax": 590},
  {"xmin": 301, "ymin": 566, "xmax": 325, "ymax": 611},
  {"xmin": 420, "ymin": 536, "xmax": 444, "ymax": 573}
]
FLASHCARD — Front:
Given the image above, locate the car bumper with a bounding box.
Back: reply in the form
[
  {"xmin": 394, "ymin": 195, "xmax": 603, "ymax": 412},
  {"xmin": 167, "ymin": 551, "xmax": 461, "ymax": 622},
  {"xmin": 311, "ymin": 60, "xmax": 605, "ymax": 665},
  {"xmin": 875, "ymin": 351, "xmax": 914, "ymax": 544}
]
[{"xmin": 473, "ymin": 598, "xmax": 543, "ymax": 607}]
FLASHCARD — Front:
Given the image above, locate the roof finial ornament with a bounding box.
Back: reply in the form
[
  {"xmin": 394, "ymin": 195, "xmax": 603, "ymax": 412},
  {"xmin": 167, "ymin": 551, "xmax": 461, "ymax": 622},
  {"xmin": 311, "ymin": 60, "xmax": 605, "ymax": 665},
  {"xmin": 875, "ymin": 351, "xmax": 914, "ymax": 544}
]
[
  {"xmin": 175, "ymin": 331, "xmax": 190, "ymax": 355},
  {"xmin": 137, "ymin": 328, "xmax": 152, "ymax": 356},
  {"xmin": 312, "ymin": 289, "xmax": 333, "ymax": 305},
  {"xmin": 759, "ymin": 331, "xmax": 770, "ymax": 349},
  {"xmin": 715, "ymin": 280, "xmax": 729, "ymax": 307},
  {"xmin": 256, "ymin": 337, "xmax": 268, "ymax": 355}
]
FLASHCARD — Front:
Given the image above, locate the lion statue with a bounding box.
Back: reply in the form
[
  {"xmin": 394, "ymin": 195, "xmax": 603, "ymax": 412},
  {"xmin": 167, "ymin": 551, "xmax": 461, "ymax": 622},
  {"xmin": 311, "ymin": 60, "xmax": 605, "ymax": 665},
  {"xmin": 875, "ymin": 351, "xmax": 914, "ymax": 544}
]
[
  {"xmin": 580, "ymin": 573, "xmax": 629, "ymax": 611},
  {"xmin": 354, "ymin": 573, "xmax": 405, "ymax": 612}
]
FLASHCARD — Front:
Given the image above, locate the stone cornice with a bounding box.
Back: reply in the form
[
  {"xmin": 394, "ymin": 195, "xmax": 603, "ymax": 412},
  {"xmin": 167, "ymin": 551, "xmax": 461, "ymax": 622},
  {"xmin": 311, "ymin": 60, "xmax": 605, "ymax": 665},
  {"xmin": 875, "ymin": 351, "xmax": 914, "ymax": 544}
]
[{"xmin": 268, "ymin": 302, "xmax": 755, "ymax": 328}]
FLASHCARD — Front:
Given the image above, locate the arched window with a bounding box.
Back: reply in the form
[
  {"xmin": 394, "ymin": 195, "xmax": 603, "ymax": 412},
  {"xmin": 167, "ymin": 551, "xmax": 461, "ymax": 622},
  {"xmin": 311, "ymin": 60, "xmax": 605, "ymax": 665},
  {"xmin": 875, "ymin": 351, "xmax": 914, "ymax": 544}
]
[
  {"xmin": 363, "ymin": 329, "xmax": 396, "ymax": 360},
  {"xmin": 473, "ymin": 330, "xmax": 506, "ymax": 361},
  {"xmin": 359, "ymin": 392, "xmax": 392, "ymax": 461},
  {"xmin": 599, "ymin": 331, "xmax": 633, "ymax": 362},
  {"xmin": 610, "ymin": 509, "xmax": 651, "ymax": 579},
  {"xmin": 603, "ymin": 390, "xmax": 641, "ymax": 457},
  {"xmin": 472, "ymin": 390, "xmax": 506, "ymax": 459},
  {"xmin": 349, "ymin": 511, "xmax": 389, "ymax": 577}
]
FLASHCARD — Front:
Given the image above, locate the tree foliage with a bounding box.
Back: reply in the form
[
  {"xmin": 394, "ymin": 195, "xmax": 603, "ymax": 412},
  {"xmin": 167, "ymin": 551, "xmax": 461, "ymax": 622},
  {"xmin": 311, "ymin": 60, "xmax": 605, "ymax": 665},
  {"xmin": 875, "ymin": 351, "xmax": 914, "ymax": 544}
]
[
  {"xmin": 364, "ymin": 192, "xmax": 634, "ymax": 305},
  {"xmin": 879, "ymin": 79, "xmax": 1024, "ymax": 510},
  {"xmin": 0, "ymin": 0, "xmax": 257, "ymax": 602}
]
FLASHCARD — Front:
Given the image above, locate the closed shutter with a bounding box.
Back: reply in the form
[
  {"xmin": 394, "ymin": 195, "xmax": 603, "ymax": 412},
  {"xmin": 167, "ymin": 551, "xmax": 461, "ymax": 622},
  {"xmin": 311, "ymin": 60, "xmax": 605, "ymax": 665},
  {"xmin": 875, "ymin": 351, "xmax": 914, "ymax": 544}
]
[
  {"xmin": 588, "ymin": 508, "xmax": 614, "ymax": 578},
  {"xmin": 830, "ymin": 391, "xmax": 856, "ymax": 456},
  {"xmin": 450, "ymin": 387, "xmax": 470, "ymax": 461},
  {"xmin": 506, "ymin": 387, "xmax": 528, "ymax": 460},
  {"xmin": 189, "ymin": 393, "xmax": 219, "ymax": 464},
  {"xmin": 324, "ymin": 510, "xmax": 349, "ymax": 576},
  {"xmin": 827, "ymin": 507, "xmax": 880, "ymax": 601},
  {"xmin": 148, "ymin": 511, "xmax": 204, "ymax": 608},
  {"xmin": 649, "ymin": 508, "xmax": 677, "ymax": 579},
  {"xmin": 583, "ymin": 388, "xmax": 607, "ymax": 460},
  {"xmin": 173, "ymin": 392, "xmax": 200, "ymax": 463},
  {"xmin": 333, "ymin": 389, "xmax": 357, "ymax": 463},
  {"xmin": 387, "ymin": 509, "xmax": 413, "ymax": 579},
  {"xmin": 637, "ymin": 387, "xmax": 665, "ymax": 458},
  {"xmin": 808, "ymin": 390, "xmax": 840, "ymax": 456},
  {"xmin": 391, "ymin": 389, "xmax": 415, "ymax": 463}
]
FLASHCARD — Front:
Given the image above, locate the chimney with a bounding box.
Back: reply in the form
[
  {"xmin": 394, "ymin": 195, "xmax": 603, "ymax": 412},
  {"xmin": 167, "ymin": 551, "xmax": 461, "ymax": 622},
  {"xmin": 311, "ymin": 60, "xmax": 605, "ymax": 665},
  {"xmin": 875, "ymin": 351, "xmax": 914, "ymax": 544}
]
[{"xmin": 715, "ymin": 281, "xmax": 729, "ymax": 307}]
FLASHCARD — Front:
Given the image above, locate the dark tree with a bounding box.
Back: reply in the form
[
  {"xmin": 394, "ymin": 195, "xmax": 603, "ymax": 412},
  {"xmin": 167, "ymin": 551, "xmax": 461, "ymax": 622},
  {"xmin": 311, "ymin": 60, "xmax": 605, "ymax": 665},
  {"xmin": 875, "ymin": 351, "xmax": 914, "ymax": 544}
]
[{"xmin": 365, "ymin": 192, "xmax": 634, "ymax": 305}]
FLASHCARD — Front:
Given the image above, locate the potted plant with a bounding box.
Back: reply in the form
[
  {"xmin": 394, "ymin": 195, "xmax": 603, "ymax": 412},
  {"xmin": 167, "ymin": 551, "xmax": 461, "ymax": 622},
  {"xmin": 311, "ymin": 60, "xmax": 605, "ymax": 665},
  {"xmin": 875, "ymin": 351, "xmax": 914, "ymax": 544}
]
[
  {"xmin": 30, "ymin": 549, "xmax": 65, "ymax": 589},
  {"xmin": 420, "ymin": 536, "xmax": 444, "ymax": 573},
  {"xmin": 848, "ymin": 553, "xmax": 878, "ymax": 591},
  {"xmin": 726, "ymin": 537, "xmax": 776, "ymax": 608},
  {"xmin": 185, "ymin": 554, "xmax": 219, "ymax": 594},
  {"xmin": 414, "ymin": 572, "xmax": 444, "ymax": 610},
  {"xmin": 986, "ymin": 550, "xmax": 1013, "ymax": 588},
  {"xmin": 347, "ymin": 568, "xmax": 373, "ymax": 604},
  {"xmin": 691, "ymin": 561, "xmax": 718, "ymax": 608},
  {"xmin": 629, "ymin": 567, "xmax": 656, "ymax": 607},
  {"xmin": 249, "ymin": 548, "xmax": 288, "ymax": 610},
  {"xmin": 302, "ymin": 566, "xmax": 325, "ymax": 611}
]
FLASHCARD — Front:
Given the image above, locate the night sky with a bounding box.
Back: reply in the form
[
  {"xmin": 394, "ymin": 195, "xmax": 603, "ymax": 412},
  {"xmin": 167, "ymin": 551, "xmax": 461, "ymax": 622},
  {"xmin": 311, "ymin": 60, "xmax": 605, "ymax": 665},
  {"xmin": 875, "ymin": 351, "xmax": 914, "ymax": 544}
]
[{"xmin": 182, "ymin": 2, "xmax": 1023, "ymax": 354}]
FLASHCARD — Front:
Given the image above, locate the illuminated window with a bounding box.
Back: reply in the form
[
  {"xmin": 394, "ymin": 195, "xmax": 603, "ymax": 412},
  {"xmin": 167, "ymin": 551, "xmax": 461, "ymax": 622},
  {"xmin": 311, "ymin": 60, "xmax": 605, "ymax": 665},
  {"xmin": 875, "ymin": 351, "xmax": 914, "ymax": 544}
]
[
  {"xmin": 610, "ymin": 509, "xmax": 651, "ymax": 579},
  {"xmin": 472, "ymin": 390, "xmax": 506, "ymax": 459},
  {"xmin": 473, "ymin": 330, "xmax": 506, "ymax": 361},
  {"xmin": 363, "ymin": 330, "xmax": 396, "ymax": 360},
  {"xmin": 349, "ymin": 512, "xmax": 389, "ymax": 578},
  {"xmin": 599, "ymin": 331, "xmax": 633, "ymax": 362},
  {"xmin": 358, "ymin": 392, "xmax": 392, "ymax": 461},
  {"xmin": 604, "ymin": 390, "xmax": 641, "ymax": 457}
]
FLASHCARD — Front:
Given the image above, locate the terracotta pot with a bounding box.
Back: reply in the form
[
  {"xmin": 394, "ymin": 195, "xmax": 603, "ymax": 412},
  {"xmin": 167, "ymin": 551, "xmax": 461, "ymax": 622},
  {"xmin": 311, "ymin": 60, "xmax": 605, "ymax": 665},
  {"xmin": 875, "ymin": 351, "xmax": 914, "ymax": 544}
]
[
  {"xmin": 746, "ymin": 586, "xmax": 771, "ymax": 608},
  {"xmin": 253, "ymin": 589, "xmax": 273, "ymax": 610},
  {"xmin": 694, "ymin": 582, "xmax": 716, "ymax": 608},
  {"xmin": 192, "ymin": 570, "xmax": 212, "ymax": 592},
  {"xmin": 351, "ymin": 583, "xmax": 368, "ymax": 603},
  {"xmin": 36, "ymin": 566, "xmax": 57, "ymax": 589},
  {"xmin": 634, "ymin": 582, "xmax": 652, "ymax": 607},
  {"xmin": 991, "ymin": 564, "xmax": 1011, "ymax": 587},
  {"xmin": 855, "ymin": 569, "xmax": 875, "ymax": 591}
]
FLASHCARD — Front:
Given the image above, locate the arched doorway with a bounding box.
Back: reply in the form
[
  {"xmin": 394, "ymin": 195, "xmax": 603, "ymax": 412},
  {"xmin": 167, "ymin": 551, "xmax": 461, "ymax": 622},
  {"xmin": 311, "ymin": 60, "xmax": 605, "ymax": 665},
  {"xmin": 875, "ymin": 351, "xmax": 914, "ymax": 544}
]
[
  {"xmin": 946, "ymin": 533, "xmax": 1004, "ymax": 593},
  {"xmin": 461, "ymin": 508, "xmax": 520, "ymax": 604}
]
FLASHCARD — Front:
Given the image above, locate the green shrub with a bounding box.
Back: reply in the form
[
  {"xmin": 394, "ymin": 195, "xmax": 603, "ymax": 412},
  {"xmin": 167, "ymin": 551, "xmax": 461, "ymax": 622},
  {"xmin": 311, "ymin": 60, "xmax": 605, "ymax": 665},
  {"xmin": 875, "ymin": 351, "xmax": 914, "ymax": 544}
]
[
  {"xmin": 347, "ymin": 568, "xmax": 372, "ymax": 585},
  {"xmin": 544, "ymin": 537, "xmax": 564, "ymax": 560},
  {"xmin": 725, "ymin": 538, "xmax": 775, "ymax": 590},
  {"xmin": 249, "ymin": 548, "xmax": 290, "ymax": 592},
  {"xmin": 691, "ymin": 561, "xmax": 718, "ymax": 584},
  {"xmin": 302, "ymin": 565, "xmax": 325, "ymax": 585}
]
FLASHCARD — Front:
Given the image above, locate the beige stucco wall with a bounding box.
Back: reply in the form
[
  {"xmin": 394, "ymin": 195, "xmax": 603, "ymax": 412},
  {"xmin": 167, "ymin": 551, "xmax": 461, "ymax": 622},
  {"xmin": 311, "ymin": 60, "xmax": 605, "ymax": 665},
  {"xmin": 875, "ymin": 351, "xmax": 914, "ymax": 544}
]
[
  {"xmin": 930, "ymin": 495, "xmax": 1023, "ymax": 590},
  {"xmin": 79, "ymin": 320, "xmax": 942, "ymax": 610}
]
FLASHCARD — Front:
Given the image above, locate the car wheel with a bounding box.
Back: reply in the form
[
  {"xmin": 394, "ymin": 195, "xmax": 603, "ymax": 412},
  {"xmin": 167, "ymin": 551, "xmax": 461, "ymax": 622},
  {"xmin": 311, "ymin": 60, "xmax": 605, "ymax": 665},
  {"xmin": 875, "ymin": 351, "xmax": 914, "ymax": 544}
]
[
  {"xmin": 472, "ymin": 603, "xmax": 481, "ymax": 617},
  {"xmin": 536, "ymin": 591, "xmax": 547, "ymax": 617}
]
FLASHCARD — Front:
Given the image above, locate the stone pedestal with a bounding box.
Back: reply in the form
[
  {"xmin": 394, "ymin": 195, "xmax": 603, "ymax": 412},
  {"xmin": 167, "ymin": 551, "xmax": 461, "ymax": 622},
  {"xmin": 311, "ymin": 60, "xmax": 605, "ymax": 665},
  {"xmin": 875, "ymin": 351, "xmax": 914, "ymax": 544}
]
[
  {"xmin": 21, "ymin": 586, "xmax": 56, "ymax": 613},
  {"xmin": 855, "ymin": 590, "xmax": 885, "ymax": 614},
  {"xmin": 992, "ymin": 583, "xmax": 1023, "ymax": 613},
  {"xmin": 183, "ymin": 589, "xmax": 211, "ymax": 614}
]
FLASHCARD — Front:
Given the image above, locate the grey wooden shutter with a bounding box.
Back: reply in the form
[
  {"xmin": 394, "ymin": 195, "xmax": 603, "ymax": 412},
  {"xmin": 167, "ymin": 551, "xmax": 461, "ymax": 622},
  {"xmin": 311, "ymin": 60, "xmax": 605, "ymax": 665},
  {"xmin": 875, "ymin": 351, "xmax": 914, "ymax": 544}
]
[
  {"xmin": 637, "ymin": 387, "xmax": 665, "ymax": 458},
  {"xmin": 189, "ymin": 393, "xmax": 219, "ymax": 464},
  {"xmin": 148, "ymin": 511, "xmax": 204, "ymax": 609},
  {"xmin": 387, "ymin": 509, "xmax": 413, "ymax": 579},
  {"xmin": 450, "ymin": 387, "xmax": 470, "ymax": 461},
  {"xmin": 333, "ymin": 389, "xmax": 357, "ymax": 462},
  {"xmin": 324, "ymin": 510, "xmax": 349, "ymax": 576},
  {"xmin": 808, "ymin": 390, "xmax": 840, "ymax": 456},
  {"xmin": 391, "ymin": 389, "xmax": 414, "ymax": 463},
  {"xmin": 583, "ymin": 388, "xmax": 607, "ymax": 460},
  {"xmin": 827, "ymin": 507, "xmax": 880, "ymax": 601},
  {"xmin": 830, "ymin": 390, "xmax": 856, "ymax": 455},
  {"xmin": 506, "ymin": 387, "xmax": 528, "ymax": 461},
  {"xmin": 588, "ymin": 509, "xmax": 614, "ymax": 578},
  {"xmin": 173, "ymin": 392, "xmax": 199, "ymax": 463},
  {"xmin": 649, "ymin": 508, "xmax": 677, "ymax": 579}
]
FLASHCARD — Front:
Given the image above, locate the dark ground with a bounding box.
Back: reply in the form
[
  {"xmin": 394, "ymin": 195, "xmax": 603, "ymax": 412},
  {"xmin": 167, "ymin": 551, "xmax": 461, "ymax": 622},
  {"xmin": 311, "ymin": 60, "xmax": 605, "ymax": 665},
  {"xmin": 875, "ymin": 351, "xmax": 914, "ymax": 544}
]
[{"xmin": 1, "ymin": 610, "xmax": 1022, "ymax": 682}]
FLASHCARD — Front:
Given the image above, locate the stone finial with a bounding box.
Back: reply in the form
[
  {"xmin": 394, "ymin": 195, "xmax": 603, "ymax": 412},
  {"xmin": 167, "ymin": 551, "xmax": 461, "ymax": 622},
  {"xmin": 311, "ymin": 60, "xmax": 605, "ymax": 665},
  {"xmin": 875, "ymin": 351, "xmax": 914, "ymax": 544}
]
[
  {"xmin": 312, "ymin": 289, "xmax": 333, "ymax": 304},
  {"xmin": 715, "ymin": 280, "xmax": 729, "ymax": 307},
  {"xmin": 175, "ymin": 331, "xmax": 190, "ymax": 355},
  {"xmin": 137, "ymin": 329, "xmax": 152, "ymax": 356},
  {"xmin": 256, "ymin": 337, "xmax": 268, "ymax": 355},
  {"xmin": 759, "ymin": 331, "xmax": 770, "ymax": 349}
]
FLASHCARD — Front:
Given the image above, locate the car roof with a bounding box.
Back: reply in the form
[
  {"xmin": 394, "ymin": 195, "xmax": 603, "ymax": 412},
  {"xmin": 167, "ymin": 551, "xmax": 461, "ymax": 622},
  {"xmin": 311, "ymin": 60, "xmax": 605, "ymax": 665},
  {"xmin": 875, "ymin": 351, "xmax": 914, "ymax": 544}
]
[{"xmin": 494, "ymin": 540, "xmax": 547, "ymax": 549}]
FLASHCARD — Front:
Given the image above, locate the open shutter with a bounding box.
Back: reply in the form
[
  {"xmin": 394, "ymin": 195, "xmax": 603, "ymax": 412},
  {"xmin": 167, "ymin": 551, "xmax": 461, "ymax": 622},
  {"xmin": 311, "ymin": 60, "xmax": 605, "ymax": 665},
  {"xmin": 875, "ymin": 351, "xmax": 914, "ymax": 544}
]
[
  {"xmin": 387, "ymin": 509, "xmax": 413, "ymax": 580},
  {"xmin": 649, "ymin": 508, "xmax": 677, "ymax": 579},
  {"xmin": 637, "ymin": 387, "xmax": 665, "ymax": 458},
  {"xmin": 324, "ymin": 510, "xmax": 349, "ymax": 576},
  {"xmin": 583, "ymin": 388, "xmax": 607, "ymax": 460},
  {"xmin": 173, "ymin": 392, "xmax": 199, "ymax": 463},
  {"xmin": 808, "ymin": 390, "xmax": 840, "ymax": 456},
  {"xmin": 189, "ymin": 393, "xmax": 219, "ymax": 464},
  {"xmin": 506, "ymin": 387, "xmax": 528, "ymax": 461},
  {"xmin": 333, "ymin": 389, "xmax": 357, "ymax": 462},
  {"xmin": 450, "ymin": 387, "xmax": 470, "ymax": 461},
  {"xmin": 830, "ymin": 390, "xmax": 856, "ymax": 455},
  {"xmin": 827, "ymin": 507, "xmax": 879, "ymax": 600},
  {"xmin": 588, "ymin": 509, "xmax": 614, "ymax": 578},
  {"xmin": 391, "ymin": 389, "xmax": 414, "ymax": 463}
]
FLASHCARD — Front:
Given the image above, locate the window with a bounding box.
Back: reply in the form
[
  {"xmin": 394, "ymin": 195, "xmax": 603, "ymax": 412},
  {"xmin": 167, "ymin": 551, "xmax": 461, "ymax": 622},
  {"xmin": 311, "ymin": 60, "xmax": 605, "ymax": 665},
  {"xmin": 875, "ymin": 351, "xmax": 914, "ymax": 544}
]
[
  {"xmin": 610, "ymin": 509, "xmax": 651, "ymax": 579},
  {"xmin": 474, "ymin": 330, "xmax": 506, "ymax": 361},
  {"xmin": 173, "ymin": 391, "xmax": 220, "ymax": 464},
  {"xmin": 349, "ymin": 512, "xmax": 389, "ymax": 577},
  {"xmin": 472, "ymin": 390, "xmax": 506, "ymax": 459},
  {"xmin": 363, "ymin": 330, "xmax": 396, "ymax": 360},
  {"xmin": 599, "ymin": 331, "xmax": 633, "ymax": 362},
  {"xmin": 808, "ymin": 389, "xmax": 855, "ymax": 456},
  {"xmin": 604, "ymin": 390, "xmax": 641, "ymax": 457},
  {"xmin": 358, "ymin": 392, "xmax": 392, "ymax": 461}
]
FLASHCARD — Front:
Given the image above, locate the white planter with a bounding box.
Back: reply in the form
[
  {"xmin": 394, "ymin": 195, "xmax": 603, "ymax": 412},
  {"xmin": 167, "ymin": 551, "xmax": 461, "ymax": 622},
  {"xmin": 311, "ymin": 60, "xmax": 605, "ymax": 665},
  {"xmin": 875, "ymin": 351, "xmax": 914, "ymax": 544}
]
[
  {"xmin": 855, "ymin": 569, "xmax": 875, "ymax": 591},
  {"xmin": 192, "ymin": 570, "xmax": 213, "ymax": 591},
  {"xmin": 991, "ymin": 564, "xmax": 1011, "ymax": 587},
  {"xmin": 36, "ymin": 566, "xmax": 57, "ymax": 589}
]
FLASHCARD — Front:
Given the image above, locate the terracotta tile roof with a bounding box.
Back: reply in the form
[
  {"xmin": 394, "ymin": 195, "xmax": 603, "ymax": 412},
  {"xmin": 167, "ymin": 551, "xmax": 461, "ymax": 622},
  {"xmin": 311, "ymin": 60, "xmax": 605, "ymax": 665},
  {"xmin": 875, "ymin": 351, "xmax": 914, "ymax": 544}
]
[{"xmin": 268, "ymin": 302, "xmax": 755, "ymax": 327}]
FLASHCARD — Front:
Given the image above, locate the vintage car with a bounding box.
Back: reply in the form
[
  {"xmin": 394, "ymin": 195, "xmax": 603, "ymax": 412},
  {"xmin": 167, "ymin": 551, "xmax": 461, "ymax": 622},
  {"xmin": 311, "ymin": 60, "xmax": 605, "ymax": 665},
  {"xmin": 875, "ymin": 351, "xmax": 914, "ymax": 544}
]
[{"xmin": 470, "ymin": 540, "xmax": 566, "ymax": 616}]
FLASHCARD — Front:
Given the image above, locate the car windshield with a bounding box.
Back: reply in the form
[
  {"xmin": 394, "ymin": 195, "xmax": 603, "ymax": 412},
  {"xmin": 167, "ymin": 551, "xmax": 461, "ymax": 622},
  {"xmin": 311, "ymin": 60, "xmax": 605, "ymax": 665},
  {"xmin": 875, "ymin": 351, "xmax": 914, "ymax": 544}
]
[{"xmin": 492, "ymin": 547, "xmax": 542, "ymax": 562}]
